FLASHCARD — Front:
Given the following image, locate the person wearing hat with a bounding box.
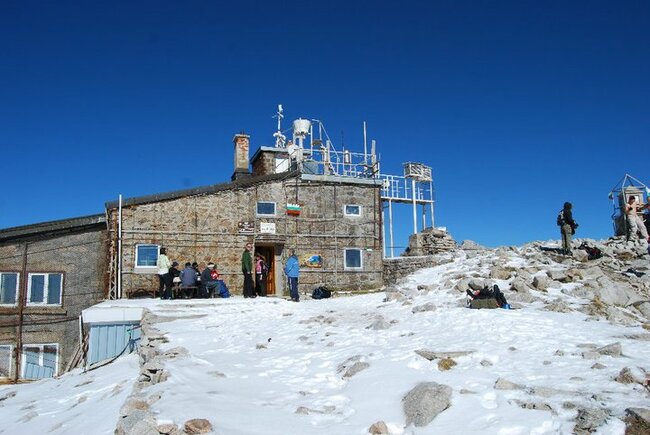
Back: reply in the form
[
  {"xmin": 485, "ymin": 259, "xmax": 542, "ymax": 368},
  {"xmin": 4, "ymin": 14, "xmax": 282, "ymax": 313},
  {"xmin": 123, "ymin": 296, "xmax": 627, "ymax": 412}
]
[{"xmin": 200, "ymin": 262, "xmax": 219, "ymax": 298}]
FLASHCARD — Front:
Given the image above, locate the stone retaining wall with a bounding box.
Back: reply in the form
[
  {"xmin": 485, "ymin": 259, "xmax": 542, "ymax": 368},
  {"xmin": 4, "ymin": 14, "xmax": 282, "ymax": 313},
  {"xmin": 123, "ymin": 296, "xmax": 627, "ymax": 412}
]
[{"xmin": 383, "ymin": 255, "xmax": 439, "ymax": 285}]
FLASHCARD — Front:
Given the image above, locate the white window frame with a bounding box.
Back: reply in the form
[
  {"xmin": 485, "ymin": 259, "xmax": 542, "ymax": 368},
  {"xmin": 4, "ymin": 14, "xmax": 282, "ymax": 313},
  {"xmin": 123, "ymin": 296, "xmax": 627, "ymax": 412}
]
[
  {"xmin": 27, "ymin": 273, "xmax": 63, "ymax": 306},
  {"xmin": 134, "ymin": 243, "xmax": 160, "ymax": 272},
  {"xmin": 0, "ymin": 272, "xmax": 19, "ymax": 306},
  {"xmin": 21, "ymin": 343, "xmax": 58, "ymax": 379},
  {"xmin": 256, "ymin": 201, "xmax": 277, "ymax": 217},
  {"xmin": 275, "ymin": 157, "xmax": 289, "ymax": 173},
  {"xmin": 0, "ymin": 344, "xmax": 12, "ymax": 378},
  {"xmin": 344, "ymin": 248, "xmax": 364, "ymax": 271},
  {"xmin": 343, "ymin": 204, "xmax": 362, "ymax": 217}
]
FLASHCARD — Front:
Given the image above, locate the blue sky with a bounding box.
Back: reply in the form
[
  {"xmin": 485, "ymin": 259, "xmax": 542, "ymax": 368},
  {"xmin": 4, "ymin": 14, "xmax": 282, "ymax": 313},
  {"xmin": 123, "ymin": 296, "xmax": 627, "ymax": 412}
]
[{"xmin": 1, "ymin": 1, "xmax": 648, "ymax": 248}]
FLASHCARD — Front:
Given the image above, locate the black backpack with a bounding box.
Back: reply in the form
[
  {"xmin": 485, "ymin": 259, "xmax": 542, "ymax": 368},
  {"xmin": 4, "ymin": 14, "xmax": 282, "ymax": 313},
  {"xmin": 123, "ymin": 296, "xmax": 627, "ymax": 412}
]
[{"xmin": 311, "ymin": 286, "xmax": 332, "ymax": 300}]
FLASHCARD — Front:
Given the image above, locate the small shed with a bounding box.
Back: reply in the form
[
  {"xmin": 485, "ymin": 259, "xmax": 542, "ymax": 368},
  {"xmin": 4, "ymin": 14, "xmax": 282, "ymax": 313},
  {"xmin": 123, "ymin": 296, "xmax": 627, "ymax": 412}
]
[{"xmin": 81, "ymin": 305, "xmax": 143, "ymax": 366}]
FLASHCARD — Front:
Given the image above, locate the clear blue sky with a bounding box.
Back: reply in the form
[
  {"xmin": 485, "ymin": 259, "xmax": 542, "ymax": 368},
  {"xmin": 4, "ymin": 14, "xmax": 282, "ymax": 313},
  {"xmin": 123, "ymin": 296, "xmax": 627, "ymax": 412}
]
[{"xmin": 1, "ymin": 1, "xmax": 648, "ymax": 248}]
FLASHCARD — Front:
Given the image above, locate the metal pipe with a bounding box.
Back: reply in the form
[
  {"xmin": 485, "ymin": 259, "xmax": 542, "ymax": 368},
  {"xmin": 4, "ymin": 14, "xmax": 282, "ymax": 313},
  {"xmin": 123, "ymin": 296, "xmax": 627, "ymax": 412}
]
[
  {"xmin": 389, "ymin": 199, "xmax": 394, "ymax": 258},
  {"xmin": 15, "ymin": 242, "xmax": 28, "ymax": 382},
  {"xmin": 412, "ymin": 178, "xmax": 418, "ymax": 235},
  {"xmin": 430, "ymin": 180, "xmax": 435, "ymax": 228},
  {"xmin": 117, "ymin": 194, "xmax": 122, "ymax": 299}
]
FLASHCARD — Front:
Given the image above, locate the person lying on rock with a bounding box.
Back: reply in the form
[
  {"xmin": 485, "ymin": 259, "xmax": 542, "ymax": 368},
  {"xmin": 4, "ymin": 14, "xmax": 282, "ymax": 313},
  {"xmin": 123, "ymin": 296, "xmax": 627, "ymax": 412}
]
[{"xmin": 466, "ymin": 284, "xmax": 509, "ymax": 308}]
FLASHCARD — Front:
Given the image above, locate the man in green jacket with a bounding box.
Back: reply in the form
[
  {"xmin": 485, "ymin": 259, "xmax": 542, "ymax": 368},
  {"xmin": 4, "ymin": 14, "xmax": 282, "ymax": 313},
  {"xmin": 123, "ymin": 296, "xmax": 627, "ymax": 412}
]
[{"xmin": 241, "ymin": 242, "xmax": 255, "ymax": 298}]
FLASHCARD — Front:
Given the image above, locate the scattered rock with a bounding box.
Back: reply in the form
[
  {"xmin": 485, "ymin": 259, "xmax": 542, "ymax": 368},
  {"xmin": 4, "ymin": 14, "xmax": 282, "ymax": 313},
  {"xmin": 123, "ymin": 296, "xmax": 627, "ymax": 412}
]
[
  {"xmin": 489, "ymin": 267, "xmax": 512, "ymax": 280},
  {"xmin": 573, "ymin": 407, "xmax": 609, "ymax": 434},
  {"xmin": 533, "ymin": 275, "xmax": 551, "ymax": 291},
  {"xmin": 480, "ymin": 359, "xmax": 493, "ymax": 367},
  {"xmin": 437, "ymin": 358, "xmax": 456, "ymax": 371},
  {"xmin": 412, "ymin": 302, "xmax": 437, "ymax": 313},
  {"xmin": 468, "ymin": 278, "xmax": 488, "ymax": 291},
  {"xmin": 367, "ymin": 317, "xmax": 392, "ymax": 330},
  {"xmin": 341, "ymin": 361, "xmax": 370, "ymax": 378},
  {"xmin": 157, "ymin": 423, "xmax": 179, "ymax": 435},
  {"xmin": 591, "ymin": 363, "xmax": 606, "ymax": 370},
  {"xmin": 414, "ymin": 350, "xmax": 474, "ymax": 361},
  {"xmin": 115, "ymin": 410, "xmax": 158, "ymax": 435},
  {"xmin": 494, "ymin": 378, "xmax": 523, "ymax": 390},
  {"xmin": 511, "ymin": 399, "xmax": 553, "ymax": 413},
  {"xmin": 183, "ymin": 419, "xmax": 213, "ymax": 434},
  {"xmin": 368, "ymin": 420, "xmax": 390, "ymax": 434},
  {"xmin": 402, "ymin": 382, "xmax": 452, "ymax": 427},
  {"xmin": 594, "ymin": 342, "xmax": 622, "ymax": 357},
  {"xmin": 614, "ymin": 367, "xmax": 647, "ymax": 384},
  {"xmin": 624, "ymin": 408, "xmax": 650, "ymax": 435}
]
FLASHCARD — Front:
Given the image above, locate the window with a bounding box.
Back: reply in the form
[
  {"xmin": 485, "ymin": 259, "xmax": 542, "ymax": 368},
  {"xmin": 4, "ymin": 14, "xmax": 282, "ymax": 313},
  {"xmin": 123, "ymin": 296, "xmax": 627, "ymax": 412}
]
[
  {"xmin": 257, "ymin": 201, "xmax": 276, "ymax": 216},
  {"xmin": 135, "ymin": 244, "xmax": 160, "ymax": 268},
  {"xmin": 344, "ymin": 248, "xmax": 363, "ymax": 270},
  {"xmin": 344, "ymin": 204, "xmax": 362, "ymax": 217},
  {"xmin": 22, "ymin": 344, "xmax": 58, "ymax": 379},
  {"xmin": 0, "ymin": 272, "xmax": 19, "ymax": 305},
  {"xmin": 27, "ymin": 273, "xmax": 63, "ymax": 305},
  {"xmin": 0, "ymin": 345, "xmax": 11, "ymax": 378},
  {"xmin": 275, "ymin": 157, "xmax": 289, "ymax": 173}
]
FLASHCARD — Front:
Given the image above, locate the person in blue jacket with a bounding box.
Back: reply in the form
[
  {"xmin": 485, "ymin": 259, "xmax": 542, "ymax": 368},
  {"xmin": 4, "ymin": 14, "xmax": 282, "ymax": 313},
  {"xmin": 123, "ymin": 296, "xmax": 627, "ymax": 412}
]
[{"xmin": 284, "ymin": 249, "xmax": 300, "ymax": 302}]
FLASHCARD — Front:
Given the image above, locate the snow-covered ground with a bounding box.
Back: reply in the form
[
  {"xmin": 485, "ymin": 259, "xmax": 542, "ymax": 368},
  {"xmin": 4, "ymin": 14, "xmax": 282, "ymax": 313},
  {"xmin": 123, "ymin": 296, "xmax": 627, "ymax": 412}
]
[{"xmin": 1, "ymin": 246, "xmax": 649, "ymax": 434}]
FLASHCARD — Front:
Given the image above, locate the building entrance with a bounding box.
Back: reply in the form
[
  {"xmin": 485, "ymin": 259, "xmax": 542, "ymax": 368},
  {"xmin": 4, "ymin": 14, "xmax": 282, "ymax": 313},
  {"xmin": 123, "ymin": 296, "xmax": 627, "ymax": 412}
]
[{"xmin": 255, "ymin": 245, "xmax": 276, "ymax": 295}]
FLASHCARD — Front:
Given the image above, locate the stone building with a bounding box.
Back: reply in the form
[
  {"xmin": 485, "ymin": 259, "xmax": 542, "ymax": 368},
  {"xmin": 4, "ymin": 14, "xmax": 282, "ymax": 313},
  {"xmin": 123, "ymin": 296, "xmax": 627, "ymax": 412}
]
[
  {"xmin": 105, "ymin": 134, "xmax": 384, "ymax": 298},
  {"xmin": 0, "ymin": 214, "xmax": 107, "ymax": 381}
]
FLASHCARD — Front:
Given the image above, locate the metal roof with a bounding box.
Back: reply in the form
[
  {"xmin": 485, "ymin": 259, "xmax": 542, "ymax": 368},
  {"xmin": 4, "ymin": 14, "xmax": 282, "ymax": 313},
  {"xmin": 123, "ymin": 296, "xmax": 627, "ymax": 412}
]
[{"xmin": 0, "ymin": 214, "xmax": 106, "ymax": 243}]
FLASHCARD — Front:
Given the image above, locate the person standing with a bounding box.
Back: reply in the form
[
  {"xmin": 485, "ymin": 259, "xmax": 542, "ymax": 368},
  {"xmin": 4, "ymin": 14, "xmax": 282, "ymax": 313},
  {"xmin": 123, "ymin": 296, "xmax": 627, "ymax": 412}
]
[
  {"xmin": 625, "ymin": 196, "xmax": 649, "ymax": 241},
  {"xmin": 241, "ymin": 242, "xmax": 255, "ymax": 298},
  {"xmin": 284, "ymin": 249, "xmax": 300, "ymax": 302},
  {"xmin": 156, "ymin": 247, "xmax": 172, "ymax": 299},
  {"xmin": 255, "ymin": 253, "xmax": 267, "ymax": 297},
  {"xmin": 559, "ymin": 202, "xmax": 578, "ymax": 255}
]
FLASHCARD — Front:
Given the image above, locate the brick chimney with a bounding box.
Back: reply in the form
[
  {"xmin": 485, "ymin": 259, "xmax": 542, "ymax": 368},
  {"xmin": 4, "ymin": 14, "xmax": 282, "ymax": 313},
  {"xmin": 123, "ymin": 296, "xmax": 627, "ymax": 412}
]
[{"xmin": 231, "ymin": 133, "xmax": 251, "ymax": 181}]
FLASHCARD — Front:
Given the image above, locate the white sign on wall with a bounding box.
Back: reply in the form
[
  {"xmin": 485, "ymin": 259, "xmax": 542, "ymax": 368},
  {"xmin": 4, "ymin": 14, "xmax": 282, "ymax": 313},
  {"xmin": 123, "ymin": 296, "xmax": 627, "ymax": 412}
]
[{"xmin": 260, "ymin": 222, "xmax": 276, "ymax": 234}]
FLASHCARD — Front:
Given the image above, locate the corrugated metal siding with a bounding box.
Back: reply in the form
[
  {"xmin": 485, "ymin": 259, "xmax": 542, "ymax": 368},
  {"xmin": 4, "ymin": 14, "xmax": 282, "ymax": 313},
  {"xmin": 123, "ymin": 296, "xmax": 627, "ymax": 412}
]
[{"xmin": 88, "ymin": 322, "xmax": 141, "ymax": 365}]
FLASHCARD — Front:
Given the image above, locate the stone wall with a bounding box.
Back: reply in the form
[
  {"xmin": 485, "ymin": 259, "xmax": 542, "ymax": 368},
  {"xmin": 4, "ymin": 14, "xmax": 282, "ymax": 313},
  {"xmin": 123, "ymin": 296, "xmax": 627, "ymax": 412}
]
[
  {"xmin": 406, "ymin": 227, "xmax": 456, "ymax": 256},
  {"xmin": 383, "ymin": 255, "xmax": 440, "ymax": 286},
  {"xmin": 0, "ymin": 228, "xmax": 108, "ymax": 379},
  {"xmin": 109, "ymin": 175, "xmax": 384, "ymax": 297}
]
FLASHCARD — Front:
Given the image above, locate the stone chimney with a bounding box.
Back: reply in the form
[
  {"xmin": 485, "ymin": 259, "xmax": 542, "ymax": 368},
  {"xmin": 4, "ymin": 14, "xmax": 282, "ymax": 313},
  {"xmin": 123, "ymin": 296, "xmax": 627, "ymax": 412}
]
[{"xmin": 231, "ymin": 133, "xmax": 251, "ymax": 181}]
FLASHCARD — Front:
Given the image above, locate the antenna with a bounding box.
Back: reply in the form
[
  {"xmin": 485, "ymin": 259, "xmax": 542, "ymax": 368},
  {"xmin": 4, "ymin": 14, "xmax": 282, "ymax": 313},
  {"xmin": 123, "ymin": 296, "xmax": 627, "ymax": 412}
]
[{"xmin": 273, "ymin": 104, "xmax": 286, "ymax": 148}]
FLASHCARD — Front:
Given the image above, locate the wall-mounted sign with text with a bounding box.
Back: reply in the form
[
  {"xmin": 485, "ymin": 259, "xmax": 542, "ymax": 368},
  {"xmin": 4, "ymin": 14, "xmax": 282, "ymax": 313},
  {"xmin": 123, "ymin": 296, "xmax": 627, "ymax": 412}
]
[
  {"xmin": 260, "ymin": 222, "xmax": 276, "ymax": 234},
  {"xmin": 238, "ymin": 221, "xmax": 254, "ymax": 234}
]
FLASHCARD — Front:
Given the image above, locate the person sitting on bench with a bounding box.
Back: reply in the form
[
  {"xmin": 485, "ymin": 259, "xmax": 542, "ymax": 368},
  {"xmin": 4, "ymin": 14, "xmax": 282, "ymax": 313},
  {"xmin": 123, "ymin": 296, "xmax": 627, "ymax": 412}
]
[
  {"xmin": 179, "ymin": 262, "xmax": 197, "ymax": 299},
  {"xmin": 201, "ymin": 263, "xmax": 219, "ymax": 298}
]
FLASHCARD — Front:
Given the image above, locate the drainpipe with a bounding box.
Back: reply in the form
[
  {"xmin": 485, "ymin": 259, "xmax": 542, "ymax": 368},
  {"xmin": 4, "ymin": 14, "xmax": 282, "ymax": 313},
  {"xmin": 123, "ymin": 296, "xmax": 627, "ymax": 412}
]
[
  {"xmin": 15, "ymin": 242, "xmax": 28, "ymax": 383},
  {"xmin": 117, "ymin": 194, "xmax": 122, "ymax": 299}
]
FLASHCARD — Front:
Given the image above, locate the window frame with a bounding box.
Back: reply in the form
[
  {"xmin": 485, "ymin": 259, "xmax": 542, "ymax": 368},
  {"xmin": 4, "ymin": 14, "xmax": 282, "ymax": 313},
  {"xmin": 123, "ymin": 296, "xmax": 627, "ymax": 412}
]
[
  {"xmin": 0, "ymin": 272, "xmax": 20, "ymax": 306},
  {"xmin": 21, "ymin": 343, "xmax": 58, "ymax": 379},
  {"xmin": 343, "ymin": 204, "xmax": 362, "ymax": 217},
  {"xmin": 0, "ymin": 344, "xmax": 12, "ymax": 378},
  {"xmin": 134, "ymin": 243, "xmax": 160, "ymax": 272},
  {"xmin": 256, "ymin": 201, "xmax": 277, "ymax": 217},
  {"xmin": 344, "ymin": 248, "xmax": 364, "ymax": 271},
  {"xmin": 26, "ymin": 272, "xmax": 63, "ymax": 306}
]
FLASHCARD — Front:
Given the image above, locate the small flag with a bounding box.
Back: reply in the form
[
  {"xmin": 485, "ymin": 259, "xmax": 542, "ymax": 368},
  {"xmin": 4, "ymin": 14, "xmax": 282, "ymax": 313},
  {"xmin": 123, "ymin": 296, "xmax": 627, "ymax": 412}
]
[{"xmin": 287, "ymin": 203, "xmax": 301, "ymax": 216}]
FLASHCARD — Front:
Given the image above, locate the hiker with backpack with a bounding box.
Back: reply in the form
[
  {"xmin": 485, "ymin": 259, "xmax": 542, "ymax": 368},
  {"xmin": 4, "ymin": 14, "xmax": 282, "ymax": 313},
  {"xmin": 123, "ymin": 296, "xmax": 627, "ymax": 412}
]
[
  {"xmin": 466, "ymin": 284, "xmax": 510, "ymax": 309},
  {"xmin": 255, "ymin": 253, "xmax": 268, "ymax": 297},
  {"xmin": 558, "ymin": 202, "xmax": 578, "ymax": 255}
]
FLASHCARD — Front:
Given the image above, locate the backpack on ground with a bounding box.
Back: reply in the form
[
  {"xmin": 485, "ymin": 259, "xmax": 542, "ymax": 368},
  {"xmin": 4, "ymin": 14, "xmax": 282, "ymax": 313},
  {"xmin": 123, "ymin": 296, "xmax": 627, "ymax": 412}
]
[
  {"xmin": 311, "ymin": 286, "xmax": 332, "ymax": 300},
  {"xmin": 556, "ymin": 210, "xmax": 565, "ymax": 226}
]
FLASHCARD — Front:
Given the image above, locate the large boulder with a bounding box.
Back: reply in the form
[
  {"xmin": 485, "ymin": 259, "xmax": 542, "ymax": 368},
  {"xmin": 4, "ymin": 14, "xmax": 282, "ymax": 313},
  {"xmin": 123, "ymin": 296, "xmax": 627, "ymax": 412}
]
[
  {"xmin": 402, "ymin": 382, "xmax": 452, "ymax": 427},
  {"xmin": 624, "ymin": 408, "xmax": 650, "ymax": 435},
  {"xmin": 183, "ymin": 419, "xmax": 213, "ymax": 434}
]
